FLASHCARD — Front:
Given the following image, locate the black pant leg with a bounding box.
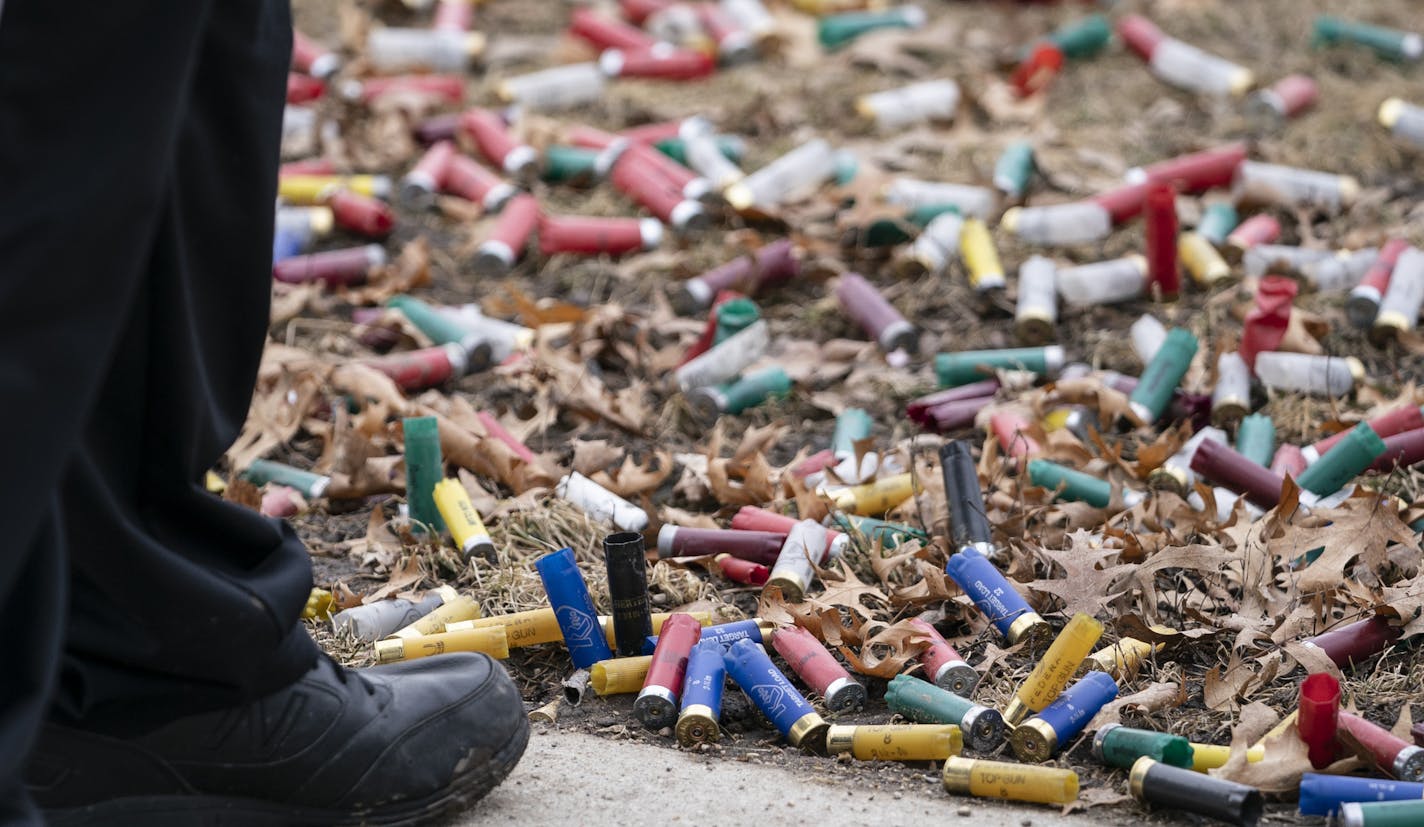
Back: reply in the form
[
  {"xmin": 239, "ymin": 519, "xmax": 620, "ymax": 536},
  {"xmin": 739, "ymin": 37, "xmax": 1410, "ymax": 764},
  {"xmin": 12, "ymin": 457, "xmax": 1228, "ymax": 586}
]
[
  {"xmin": 53, "ymin": 0, "xmax": 321, "ymax": 735},
  {"xmin": 0, "ymin": 1, "xmax": 221, "ymax": 819}
]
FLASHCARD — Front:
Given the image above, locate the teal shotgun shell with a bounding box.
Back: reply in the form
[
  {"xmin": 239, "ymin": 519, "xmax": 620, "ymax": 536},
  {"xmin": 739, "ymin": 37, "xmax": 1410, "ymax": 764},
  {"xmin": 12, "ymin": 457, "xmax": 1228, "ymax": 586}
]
[
  {"xmin": 884, "ymin": 674, "xmax": 1007, "ymax": 752},
  {"xmin": 688, "ymin": 367, "xmax": 792, "ymax": 420},
  {"xmin": 722, "ymin": 367, "xmax": 792, "ymax": 414},
  {"xmin": 935, "ymin": 345, "xmax": 1065, "ymax": 388},
  {"xmin": 993, "ymin": 142, "xmax": 1035, "ymax": 200},
  {"xmin": 241, "ymin": 458, "xmax": 331, "ymax": 499},
  {"xmin": 1313, "ymin": 16, "xmax": 1423, "ymax": 62},
  {"xmin": 656, "ymin": 135, "xmax": 746, "ymax": 167},
  {"xmin": 713, "ymin": 298, "xmax": 761, "ymax": 344},
  {"xmin": 1294, "ymin": 421, "xmax": 1388, "ymax": 496},
  {"xmin": 1235, "ymin": 414, "xmax": 1276, "ymax": 467},
  {"xmin": 834, "ymin": 149, "xmax": 859, "ymax": 186},
  {"xmin": 831, "ymin": 514, "xmax": 930, "ymax": 549},
  {"xmin": 818, "ymin": 5, "xmax": 926, "ymax": 50},
  {"xmin": 387, "ymin": 295, "xmax": 472, "ymax": 348},
  {"xmin": 541, "ymin": 145, "xmax": 600, "ymax": 183},
  {"xmin": 832, "ymin": 408, "xmax": 874, "ymax": 456},
  {"xmin": 1196, "ymin": 203, "xmax": 1239, "ymax": 246},
  {"xmin": 1048, "ymin": 14, "xmax": 1112, "ymax": 60},
  {"xmin": 1028, "ymin": 459, "xmax": 1111, "ymax": 508},
  {"xmin": 1128, "ymin": 328, "xmax": 1198, "ymax": 424},
  {"xmin": 860, "ymin": 204, "xmax": 958, "ymax": 247},
  {"xmin": 1339, "ymin": 799, "xmax": 1424, "ymax": 827},
  {"xmin": 402, "ymin": 416, "xmax": 446, "ymax": 533},
  {"xmin": 1092, "ymin": 723, "xmax": 1195, "ymax": 770}
]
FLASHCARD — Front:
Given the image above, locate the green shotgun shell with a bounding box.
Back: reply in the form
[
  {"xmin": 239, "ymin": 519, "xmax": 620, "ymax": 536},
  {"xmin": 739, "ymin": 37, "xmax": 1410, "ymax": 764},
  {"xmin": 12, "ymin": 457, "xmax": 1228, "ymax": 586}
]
[
  {"xmin": 1092, "ymin": 723, "xmax": 1195, "ymax": 770},
  {"xmin": 884, "ymin": 674, "xmax": 1006, "ymax": 752},
  {"xmin": 1235, "ymin": 414, "xmax": 1276, "ymax": 467},
  {"xmin": 993, "ymin": 142, "xmax": 1035, "ymax": 200},
  {"xmin": 713, "ymin": 298, "xmax": 761, "ymax": 345},
  {"xmin": 935, "ymin": 345, "xmax": 1065, "ymax": 388},
  {"xmin": 859, "ymin": 204, "xmax": 958, "ymax": 247},
  {"xmin": 241, "ymin": 458, "xmax": 331, "ymax": 499},
  {"xmin": 832, "ymin": 408, "xmax": 874, "ymax": 456},
  {"xmin": 541, "ymin": 145, "xmax": 600, "ymax": 184},
  {"xmin": 1294, "ymin": 421, "xmax": 1387, "ymax": 496},
  {"xmin": 1128, "ymin": 328, "xmax": 1198, "ymax": 425},
  {"xmin": 656, "ymin": 135, "xmax": 745, "ymax": 167},
  {"xmin": 387, "ymin": 295, "xmax": 472, "ymax": 347},
  {"xmin": 1027, "ymin": 459, "xmax": 1144, "ymax": 509},
  {"xmin": 687, "ymin": 366, "xmax": 792, "ymax": 420},
  {"xmin": 1048, "ymin": 14, "xmax": 1112, "ymax": 60},
  {"xmin": 831, "ymin": 514, "xmax": 930, "ymax": 549},
  {"xmin": 402, "ymin": 416, "xmax": 445, "ymax": 533},
  {"xmin": 818, "ymin": 5, "xmax": 927, "ymax": 50},
  {"xmin": 834, "ymin": 149, "xmax": 859, "ymax": 186},
  {"xmin": 1313, "ymin": 16, "xmax": 1423, "ymax": 62},
  {"xmin": 1339, "ymin": 799, "xmax": 1424, "ymax": 827},
  {"xmin": 1196, "ymin": 203, "xmax": 1239, "ymax": 247}
]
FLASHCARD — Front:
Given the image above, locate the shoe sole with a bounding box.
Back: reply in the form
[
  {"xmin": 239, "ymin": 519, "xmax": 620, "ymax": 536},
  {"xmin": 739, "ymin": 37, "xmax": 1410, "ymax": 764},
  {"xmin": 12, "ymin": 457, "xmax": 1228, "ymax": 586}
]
[{"xmin": 46, "ymin": 713, "xmax": 531, "ymax": 827}]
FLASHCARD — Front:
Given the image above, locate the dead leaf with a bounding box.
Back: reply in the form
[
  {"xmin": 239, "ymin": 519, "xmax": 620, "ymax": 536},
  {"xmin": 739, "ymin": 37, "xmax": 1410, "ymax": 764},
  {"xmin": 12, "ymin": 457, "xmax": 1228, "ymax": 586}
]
[{"xmin": 1023, "ymin": 531, "xmax": 1135, "ymax": 619}]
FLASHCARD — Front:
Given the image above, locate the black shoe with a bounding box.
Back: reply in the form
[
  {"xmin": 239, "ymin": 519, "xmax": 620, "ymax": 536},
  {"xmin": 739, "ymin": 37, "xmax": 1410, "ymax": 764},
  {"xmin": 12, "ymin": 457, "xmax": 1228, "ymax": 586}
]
[{"xmin": 26, "ymin": 653, "xmax": 529, "ymax": 826}]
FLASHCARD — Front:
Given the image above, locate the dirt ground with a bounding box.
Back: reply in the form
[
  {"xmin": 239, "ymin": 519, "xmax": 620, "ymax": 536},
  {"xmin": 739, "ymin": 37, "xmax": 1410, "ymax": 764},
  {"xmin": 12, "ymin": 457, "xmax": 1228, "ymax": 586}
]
[{"xmin": 279, "ymin": 0, "xmax": 1424, "ymax": 823}]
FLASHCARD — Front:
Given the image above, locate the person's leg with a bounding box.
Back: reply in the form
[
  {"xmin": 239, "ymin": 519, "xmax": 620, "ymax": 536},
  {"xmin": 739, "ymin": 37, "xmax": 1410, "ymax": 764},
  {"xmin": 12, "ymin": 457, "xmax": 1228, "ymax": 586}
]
[
  {"xmin": 0, "ymin": 2, "xmax": 226, "ymax": 821},
  {"xmin": 49, "ymin": 0, "xmax": 320, "ymax": 733},
  {"xmin": 13, "ymin": 1, "xmax": 527, "ymax": 821}
]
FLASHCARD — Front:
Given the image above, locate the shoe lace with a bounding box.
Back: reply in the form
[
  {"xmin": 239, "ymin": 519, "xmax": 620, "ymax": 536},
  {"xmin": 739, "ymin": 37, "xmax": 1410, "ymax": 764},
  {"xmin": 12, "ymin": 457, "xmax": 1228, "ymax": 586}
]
[{"xmin": 323, "ymin": 652, "xmax": 377, "ymax": 697}]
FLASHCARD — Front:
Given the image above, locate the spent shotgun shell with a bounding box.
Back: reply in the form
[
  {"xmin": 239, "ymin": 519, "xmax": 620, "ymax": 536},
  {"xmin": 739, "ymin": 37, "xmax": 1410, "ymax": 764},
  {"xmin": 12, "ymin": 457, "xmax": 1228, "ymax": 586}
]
[
  {"xmin": 1298, "ymin": 672, "xmax": 1343, "ymax": 770},
  {"xmin": 677, "ymin": 638, "xmax": 727, "ymax": 746},
  {"xmin": 885, "ymin": 674, "xmax": 1006, "ymax": 752},
  {"xmin": 826, "ymin": 724, "xmax": 962, "ymax": 761},
  {"xmin": 1130, "ymin": 756, "xmax": 1263, "ymax": 826},
  {"xmin": 906, "ymin": 618, "xmax": 978, "ymax": 696},
  {"xmin": 1010, "ymin": 670, "xmax": 1120, "ymax": 762},
  {"xmin": 1298, "ymin": 773, "xmax": 1424, "ymax": 817},
  {"xmin": 535, "ymin": 547, "xmax": 615, "ymax": 669},
  {"xmin": 723, "ymin": 638, "xmax": 829, "ymax": 753},
  {"xmin": 944, "ymin": 547, "xmax": 1048, "ymax": 645},
  {"xmin": 770, "ymin": 625, "xmax": 866, "ymax": 711},
  {"xmin": 942, "ymin": 757, "xmax": 1078, "ymax": 806},
  {"xmin": 1003, "ymin": 613, "xmax": 1104, "ymax": 726},
  {"xmin": 1094, "ymin": 723, "xmax": 1194, "ymax": 769},
  {"xmin": 635, "ymin": 613, "xmax": 702, "ymax": 729},
  {"xmin": 604, "ymin": 531, "xmax": 654, "ymax": 657}
]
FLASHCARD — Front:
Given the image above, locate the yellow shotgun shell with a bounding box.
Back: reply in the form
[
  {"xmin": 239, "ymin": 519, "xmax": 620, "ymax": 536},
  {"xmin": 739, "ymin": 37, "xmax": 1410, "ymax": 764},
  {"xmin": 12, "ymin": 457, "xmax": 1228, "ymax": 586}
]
[
  {"xmin": 590, "ymin": 655, "xmax": 654, "ymax": 695},
  {"xmin": 830, "ymin": 473, "xmax": 919, "ymax": 515},
  {"xmin": 1003, "ymin": 613, "xmax": 1104, "ymax": 726},
  {"xmin": 942, "ymin": 757, "xmax": 1079, "ymax": 806},
  {"xmin": 374, "ymin": 626, "xmax": 509, "ymax": 663},
  {"xmin": 826, "ymin": 724, "xmax": 963, "ymax": 761},
  {"xmin": 390, "ymin": 595, "xmax": 482, "ymax": 640}
]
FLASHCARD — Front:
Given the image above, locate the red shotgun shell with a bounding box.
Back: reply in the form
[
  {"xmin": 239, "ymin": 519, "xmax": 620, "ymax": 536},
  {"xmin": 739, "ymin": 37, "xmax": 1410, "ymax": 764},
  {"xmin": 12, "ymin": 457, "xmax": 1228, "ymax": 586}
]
[
  {"xmin": 1338, "ymin": 711, "xmax": 1424, "ymax": 780},
  {"xmin": 1134, "ymin": 143, "xmax": 1248, "ymax": 194},
  {"xmin": 730, "ymin": 506, "xmax": 846, "ymax": 556},
  {"xmin": 607, "ymin": 145, "xmax": 709, "ymax": 232},
  {"xmin": 342, "ymin": 74, "xmax": 465, "ymax": 105},
  {"xmin": 459, "ymin": 108, "xmax": 539, "ymax": 180},
  {"xmin": 1190, "ymin": 438, "xmax": 1289, "ymax": 508},
  {"xmin": 1370, "ymin": 425, "xmax": 1424, "ymax": 472},
  {"xmin": 676, "ymin": 238, "xmax": 800, "ymax": 312},
  {"xmin": 474, "ymin": 193, "xmax": 539, "ymax": 275},
  {"xmin": 599, "ymin": 47, "xmax": 716, "ymax": 81},
  {"xmin": 635, "ymin": 613, "xmax": 702, "ymax": 728},
  {"xmin": 1011, "ymin": 42, "xmax": 1065, "ymax": 98},
  {"xmin": 1143, "ymin": 182, "xmax": 1180, "ymax": 298},
  {"xmin": 272, "ymin": 244, "xmax": 386, "ymax": 287},
  {"xmin": 1301, "ymin": 616, "xmax": 1402, "ymax": 669},
  {"xmin": 1308, "ymin": 404, "xmax": 1424, "ymax": 465},
  {"xmin": 1270, "ymin": 444, "xmax": 1307, "ymax": 477},
  {"xmin": 791, "ymin": 449, "xmax": 838, "ymax": 480},
  {"xmin": 1225, "ymin": 214, "xmax": 1281, "ymax": 262},
  {"xmin": 619, "ymin": 0, "xmax": 673, "ymax": 25},
  {"xmin": 920, "ymin": 395, "xmax": 996, "ymax": 434},
  {"xmin": 1116, "ymin": 14, "xmax": 1164, "ymax": 62},
  {"xmin": 1091, "ymin": 182, "xmax": 1151, "ymax": 224},
  {"xmin": 835, "ymin": 272, "xmax": 917, "ymax": 353},
  {"xmin": 990, "ymin": 410, "xmax": 1041, "ymax": 459},
  {"xmin": 287, "ymin": 73, "xmax": 326, "ymax": 104},
  {"xmin": 1239, "ymin": 275, "xmax": 1297, "ymax": 370},
  {"xmin": 476, "ymin": 410, "xmax": 538, "ymax": 465},
  {"xmin": 361, "ymin": 343, "xmax": 467, "ymax": 392},
  {"xmin": 400, "ymin": 140, "xmax": 458, "ymax": 208},
  {"xmin": 327, "ymin": 190, "xmax": 396, "ymax": 238},
  {"xmin": 537, "ymin": 214, "xmax": 662, "ymax": 256},
  {"xmin": 569, "ymin": 7, "xmax": 659, "ymax": 52},
  {"xmin": 715, "ymin": 554, "xmax": 771, "ymax": 586},
  {"xmin": 566, "ymin": 124, "xmax": 621, "ymax": 151},
  {"xmin": 657, "ymin": 526, "xmax": 786, "ymax": 566},
  {"xmin": 906, "ymin": 380, "xmax": 1001, "ymax": 423},
  {"xmin": 770, "ymin": 625, "xmax": 865, "ymax": 711},
  {"xmin": 414, "ymin": 112, "xmax": 462, "ymax": 146},
  {"xmin": 433, "ymin": 0, "xmax": 475, "ymax": 32},
  {"xmin": 280, "ymin": 157, "xmax": 339, "ymax": 176},
  {"xmin": 907, "ymin": 618, "xmax": 980, "ymax": 696},
  {"xmin": 292, "ymin": 29, "xmax": 340, "ymax": 79},
  {"xmin": 443, "ymin": 154, "xmax": 518, "ymax": 212},
  {"xmin": 1297, "ymin": 673, "xmax": 1341, "ymax": 770}
]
